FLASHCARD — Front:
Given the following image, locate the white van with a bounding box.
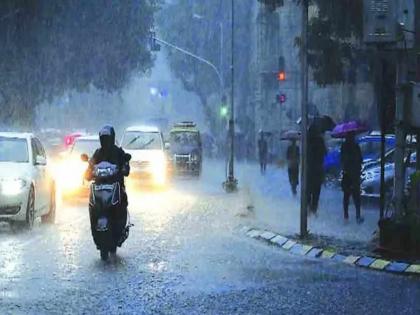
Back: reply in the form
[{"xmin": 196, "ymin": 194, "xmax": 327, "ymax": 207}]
[{"xmin": 121, "ymin": 126, "xmax": 167, "ymax": 186}]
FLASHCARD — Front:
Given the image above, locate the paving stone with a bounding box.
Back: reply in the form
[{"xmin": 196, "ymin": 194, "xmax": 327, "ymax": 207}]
[
  {"xmin": 290, "ymin": 244, "xmax": 304, "ymax": 255},
  {"xmin": 405, "ymin": 264, "xmax": 420, "ymax": 274},
  {"xmin": 343, "ymin": 255, "xmax": 360, "ymax": 265},
  {"xmin": 282, "ymin": 240, "xmax": 296, "ymax": 250},
  {"xmin": 306, "ymin": 248, "xmax": 323, "ymax": 258},
  {"xmin": 246, "ymin": 229, "xmax": 262, "ymax": 238},
  {"xmin": 385, "ymin": 262, "xmax": 410, "ymax": 273},
  {"xmin": 260, "ymin": 231, "xmax": 277, "ymax": 241},
  {"xmin": 320, "ymin": 250, "xmax": 335, "ymax": 259},
  {"xmin": 300, "ymin": 245, "xmax": 313, "ymax": 255},
  {"xmin": 270, "ymin": 235, "xmax": 288, "ymax": 247},
  {"xmin": 369, "ymin": 259, "xmax": 390, "ymax": 270},
  {"xmin": 332, "ymin": 254, "xmax": 346, "ymax": 262},
  {"xmin": 356, "ymin": 256, "xmax": 376, "ymax": 267}
]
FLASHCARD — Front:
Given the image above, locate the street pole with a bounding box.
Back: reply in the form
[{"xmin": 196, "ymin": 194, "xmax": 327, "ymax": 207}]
[
  {"xmin": 375, "ymin": 53, "xmax": 386, "ymax": 220},
  {"xmin": 220, "ymin": 22, "xmax": 224, "ymax": 86},
  {"xmin": 152, "ymin": 37, "xmax": 223, "ymax": 93},
  {"xmin": 152, "ymin": 35, "xmax": 225, "ymax": 154},
  {"xmin": 300, "ymin": 0, "xmax": 309, "ymax": 238},
  {"xmin": 394, "ymin": 49, "xmax": 408, "ymax": 215},
  {"xmin": 223, "ymin": 0, "xmax": 238, "ymax": 192}
]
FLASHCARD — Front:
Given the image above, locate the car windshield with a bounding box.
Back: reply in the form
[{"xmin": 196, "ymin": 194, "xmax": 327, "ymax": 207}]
[
  {"xmin": 71, "ymin": 139, "xmax": 100, "ymax": 157},
  {"xmin": 122, "ymin": 132, "xmax": 162, "ymax": 150},
  {"xmin": 170, "ymin": 131, "xmax": 200, "ymax": 146},
  {"xmin": 0, "ymin": 137, "xmax": 29, "ymax": 163}
]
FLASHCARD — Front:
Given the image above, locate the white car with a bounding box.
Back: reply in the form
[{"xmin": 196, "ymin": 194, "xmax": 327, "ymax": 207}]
[
  {"xmin": 121, "ymin": 126, "xmax": 167, "ymax": 186},
  {"xmin": 0, "ymin": 133, "xmax": 56, "ymax": 229}
]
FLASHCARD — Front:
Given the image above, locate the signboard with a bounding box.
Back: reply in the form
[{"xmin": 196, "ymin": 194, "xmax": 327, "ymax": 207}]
[
  {"xmin": 363, "ymin": 0, "xmax": 397, "ymax": 44},
  {"xmin": 363, "ymin": 0, "xmax": 415, "ymax": 48}
]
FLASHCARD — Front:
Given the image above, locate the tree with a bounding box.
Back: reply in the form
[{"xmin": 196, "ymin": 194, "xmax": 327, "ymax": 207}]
[
  {"xmin": 306, "ymin": 0, "xmax": 365, "ymax": 85},
  {"xmin": 157, "ymin": 0, "xmax": 254, "ymax": 135},
  {"xmin": 303, "ymin": 0, "xmax": 399, "ymax": 129},
  {"xmin": 0, "ymin": 0, "xmax": 159, "ymax": 126}
]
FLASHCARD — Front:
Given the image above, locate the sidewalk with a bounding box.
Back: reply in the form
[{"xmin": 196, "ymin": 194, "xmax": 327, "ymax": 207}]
[{"xmin": 235, "ymin": 162, "xmax": 379, "ymax": 253}]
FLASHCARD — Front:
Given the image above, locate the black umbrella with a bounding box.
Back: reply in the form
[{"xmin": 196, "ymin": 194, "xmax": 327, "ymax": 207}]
[
  {"xmin": 297, "ymin": 115, "xmax": 336, "ymax": 133},
  {"xmin": 315, "ymin": 115, "xmax": 336, "ymax": 132}
]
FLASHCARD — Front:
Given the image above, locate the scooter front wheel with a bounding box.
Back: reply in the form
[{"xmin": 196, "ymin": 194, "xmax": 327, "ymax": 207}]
[{"xmin": 100, "ymin": 249, "xmax": 109, "ymax": 261}]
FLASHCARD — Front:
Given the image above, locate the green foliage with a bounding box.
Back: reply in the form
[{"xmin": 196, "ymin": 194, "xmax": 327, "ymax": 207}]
[
  {"xmin": 307, "ymin": 0, "xmax": 365, "ymax": 85},
  {"xmin": 0, "ymin": 0, "xmax": 158, "ymax": 125}
]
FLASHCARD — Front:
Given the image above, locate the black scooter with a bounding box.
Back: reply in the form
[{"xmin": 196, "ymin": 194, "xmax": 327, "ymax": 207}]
[{"xmin": 82, "ymin": 154, "xmax": 131, "ymax": 260}]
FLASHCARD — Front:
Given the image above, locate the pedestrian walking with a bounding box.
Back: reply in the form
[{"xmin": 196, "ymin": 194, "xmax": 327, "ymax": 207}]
[
  {"xmin": 307, "ymin": 125, "xmax": 327, "ymax": 215},
  {"xmin": 258, "ymin": 130, "xmax": 268, "ymax": 174},
  {"xmin": 340, "ymin": 132, "xmax": 363, "ymax": 223},
  {"xmin": 286, "ymin": 139, "xmax": 300, "ymax": 195}
]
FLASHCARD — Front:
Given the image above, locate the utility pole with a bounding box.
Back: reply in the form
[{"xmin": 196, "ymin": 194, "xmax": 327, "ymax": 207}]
[
  {"xmin": 223, "ymin": 0, "xmax": 238, "ymax": 192},
  {"xmin": 300, "ymin": 0, "xmax": 309, "ymax": 238},
  {"xmin": 394, "ymin": 49, "xmax": 408, "ymax": 215}
]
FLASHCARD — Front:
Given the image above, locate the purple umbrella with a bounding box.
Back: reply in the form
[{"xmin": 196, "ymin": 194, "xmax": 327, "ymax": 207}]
[{"xmin": 331, "ymin": 121, "xmax": 368, "ymax": 138}]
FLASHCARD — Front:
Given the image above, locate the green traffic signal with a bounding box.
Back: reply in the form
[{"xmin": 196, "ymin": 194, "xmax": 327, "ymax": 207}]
[{"xmin": 220, "ymin": 106, "xmax": 228, "ymax": 117}]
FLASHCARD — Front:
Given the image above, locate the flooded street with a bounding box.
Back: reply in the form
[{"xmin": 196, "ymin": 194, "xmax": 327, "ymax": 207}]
[{"xmin": 0, "ymin": 162, "xmax": 419, "ymax": 314}]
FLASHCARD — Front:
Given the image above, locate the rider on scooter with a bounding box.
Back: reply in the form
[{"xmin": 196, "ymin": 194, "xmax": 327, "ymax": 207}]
[{"xmin": 85, "ymin": 125, "xmax": 130, "ymax": 254}]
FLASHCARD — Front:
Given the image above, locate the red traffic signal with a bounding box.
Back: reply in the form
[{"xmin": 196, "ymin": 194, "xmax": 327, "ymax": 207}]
[{"xmin": 277, "ymin": 71, "xmax": 286, "ymax": 81}]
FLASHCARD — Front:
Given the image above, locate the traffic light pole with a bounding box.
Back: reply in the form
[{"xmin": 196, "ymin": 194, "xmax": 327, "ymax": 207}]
[
  {"xmin": 152, "ymin": 36, "xmax": 223, "ymax": 93},
  {"xmin": 223, "ymin": 0, "xmax": 238, "ymax": 192},
  {"xmin": 300, "ymin": 0, "xmax": 309, "ymax": 238}
]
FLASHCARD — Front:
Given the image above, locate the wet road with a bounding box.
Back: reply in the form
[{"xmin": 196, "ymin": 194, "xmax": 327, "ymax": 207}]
[{"xmin": 1, "ymin": 169, "xmax": 420, "ymax": 314}]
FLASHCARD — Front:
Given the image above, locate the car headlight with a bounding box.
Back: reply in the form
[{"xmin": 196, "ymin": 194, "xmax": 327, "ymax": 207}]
[
  {"xmin": 56, "ymin": 159, "xmax": 86, "ymax": 191},
  {"xmin": 1, "ymin": 178, "xmax": 27, "ymax": 196},
  {"xmin": 151, "ymin": 154, "xmax": 167, "ymax": 185}
]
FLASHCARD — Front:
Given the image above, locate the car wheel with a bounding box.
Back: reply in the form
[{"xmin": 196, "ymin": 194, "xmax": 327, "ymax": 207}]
[
  {"xmin": 41, "ymin": 185, "xmax": 56, "ymax": 224},
  {"xmin": 23, "ymin": 186, "xmax": 35, "ymax": 230}
]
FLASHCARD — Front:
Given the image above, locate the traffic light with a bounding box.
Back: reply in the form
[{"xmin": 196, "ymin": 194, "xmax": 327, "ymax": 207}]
[
  {"xmin": 277, "ymin": 56, "xmax": 285, "ymax": 81},
  {"xmin": 220, "ymin": 106, "xmax": 228, "ymax": 118},
  {"xmin": 220, "ymin": 94, "xmax": 228, "ymax": 118},
  {"xmin": 277, "ymin": 71, "xmax": 286, "ymax": 81}
]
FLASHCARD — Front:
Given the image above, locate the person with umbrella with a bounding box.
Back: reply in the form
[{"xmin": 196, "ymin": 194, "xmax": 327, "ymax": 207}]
[
  {"xmin": 283, "ymin": 131, "xmax": 300, "ymax": 195},
  {"xmin": 334, "ymin": 122, "xmax": 366, "ymax": 223},
  {"xmin": 258, "ymin": 130, "xmax": 268, "ymax": 175},
  {"xmin": 307, "ymin": 124, "xmax": 327, "ymax": 215}
]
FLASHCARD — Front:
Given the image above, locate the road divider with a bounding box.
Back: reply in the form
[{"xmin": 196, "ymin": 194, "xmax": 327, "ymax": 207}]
[{"xmin": 240, "ymin": 225, "xmax": 420, "ymax": 276}]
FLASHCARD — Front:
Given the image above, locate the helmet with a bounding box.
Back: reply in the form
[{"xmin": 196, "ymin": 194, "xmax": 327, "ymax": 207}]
[{"xmin": 99, "ymin": 125, "xmax": 115, "ymax": 150}]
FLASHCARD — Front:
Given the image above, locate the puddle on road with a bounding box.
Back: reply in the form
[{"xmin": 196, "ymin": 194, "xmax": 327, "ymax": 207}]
[{"xmin": 147, "ymin": 260, "xmax": 168, "ymax": 273}]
